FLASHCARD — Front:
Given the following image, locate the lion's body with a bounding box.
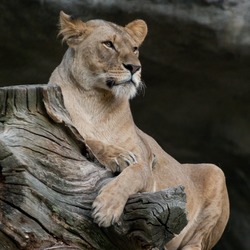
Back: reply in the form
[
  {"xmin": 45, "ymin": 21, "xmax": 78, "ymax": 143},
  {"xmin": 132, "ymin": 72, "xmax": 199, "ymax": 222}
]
[{"xmin": 48, "ymin": 12, "xmax": 229, "ymax": 249}]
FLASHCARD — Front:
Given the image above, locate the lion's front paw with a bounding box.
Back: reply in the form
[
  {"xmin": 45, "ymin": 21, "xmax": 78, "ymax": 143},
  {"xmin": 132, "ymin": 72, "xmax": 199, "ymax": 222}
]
[
  {"xmin": 107, "ymin": 151, "xmax": 137, "ymax": 173},
  {"xmin": 86, "ymin": 139, "xmax": 137, "ymax": 173},
  {"xmin": 92, "ymin": 181, "xmax": 127, "ymax": 227}
]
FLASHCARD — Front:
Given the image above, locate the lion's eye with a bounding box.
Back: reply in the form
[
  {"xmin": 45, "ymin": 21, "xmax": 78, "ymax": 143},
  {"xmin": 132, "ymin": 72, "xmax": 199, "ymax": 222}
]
[{"xmin": 103, "ymin": 41, "xmax": 115, "ymax": 49}]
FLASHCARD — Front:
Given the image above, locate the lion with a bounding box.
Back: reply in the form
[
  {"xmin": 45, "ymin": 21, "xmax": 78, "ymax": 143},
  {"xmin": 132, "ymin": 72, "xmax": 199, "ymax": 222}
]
[{"xmin": 48, "ymin": 11, "xmax": 229, "ymax": 250}]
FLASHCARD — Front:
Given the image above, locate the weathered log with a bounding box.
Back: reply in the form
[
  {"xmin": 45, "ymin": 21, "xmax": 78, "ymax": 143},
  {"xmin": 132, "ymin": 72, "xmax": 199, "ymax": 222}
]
[{"xmin": 0, "ymin": 84, "xmax": 187, "ymax": 250}]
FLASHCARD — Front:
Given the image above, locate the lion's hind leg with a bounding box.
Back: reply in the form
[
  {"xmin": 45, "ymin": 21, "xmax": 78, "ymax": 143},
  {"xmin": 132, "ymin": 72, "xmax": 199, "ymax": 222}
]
[
  {"xmin": 180, "ymin": 163, "xmax": 230, "ymax": 250},
  {"xmin": 181, "ymin": 245, "xmax": 202, "ymax": 250}
]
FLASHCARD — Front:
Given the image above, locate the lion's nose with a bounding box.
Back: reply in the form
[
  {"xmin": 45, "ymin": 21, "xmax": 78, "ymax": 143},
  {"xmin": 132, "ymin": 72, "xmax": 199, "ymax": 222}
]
[{"xmin": 123, "ymin": 64, "xmax": 141, "ymax": 74}]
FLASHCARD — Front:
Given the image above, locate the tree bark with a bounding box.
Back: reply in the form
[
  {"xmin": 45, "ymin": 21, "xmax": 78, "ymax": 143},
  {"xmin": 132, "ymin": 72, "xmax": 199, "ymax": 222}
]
[{"xmin": 0, "ymin": 84, "xmax": 187, "ymax": 250}]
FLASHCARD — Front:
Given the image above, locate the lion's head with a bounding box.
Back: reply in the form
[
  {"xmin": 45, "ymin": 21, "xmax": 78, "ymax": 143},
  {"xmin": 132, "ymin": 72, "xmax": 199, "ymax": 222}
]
[{"xmin": 58, "ymin": 11, "xmax": 148, "ymax": 99}]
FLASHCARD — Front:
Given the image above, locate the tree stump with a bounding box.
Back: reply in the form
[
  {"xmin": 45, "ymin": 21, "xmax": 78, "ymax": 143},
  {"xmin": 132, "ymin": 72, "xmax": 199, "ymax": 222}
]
[{"xmin": 0, "ymin": 84, "xmax": 187, "ymax": 250}]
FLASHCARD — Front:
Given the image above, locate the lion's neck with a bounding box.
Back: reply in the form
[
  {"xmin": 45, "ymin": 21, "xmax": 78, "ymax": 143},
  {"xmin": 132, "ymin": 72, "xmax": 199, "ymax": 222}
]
[
  {"xmin": 49, "ymin": 63, "xmax": 134, "ymax": 141},
  {"xmin": 66, "ymin": 85, "xmax": 130, "ymax": 122},
  {"xmin": 66, "ymin": 86, "xmax": 134, "ymax": 141}
]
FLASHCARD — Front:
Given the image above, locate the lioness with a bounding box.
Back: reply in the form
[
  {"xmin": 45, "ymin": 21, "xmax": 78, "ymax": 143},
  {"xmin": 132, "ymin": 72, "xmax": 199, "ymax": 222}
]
[{"xmin": 48, "ymin": 11, "xmax": 229, "ymax": 250}]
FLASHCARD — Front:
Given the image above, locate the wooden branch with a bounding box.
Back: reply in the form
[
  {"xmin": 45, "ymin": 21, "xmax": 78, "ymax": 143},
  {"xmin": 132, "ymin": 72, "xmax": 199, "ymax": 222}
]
[{"xmin": 0, "ymin": 84, "xmax": 187, "ymax": 250}]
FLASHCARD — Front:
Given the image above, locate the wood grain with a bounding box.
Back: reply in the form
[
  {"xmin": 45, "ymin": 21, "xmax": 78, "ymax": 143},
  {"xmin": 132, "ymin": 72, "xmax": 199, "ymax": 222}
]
[{"xmin": 0, "ymin": 84, "xmax": 187, "ymax": 250}]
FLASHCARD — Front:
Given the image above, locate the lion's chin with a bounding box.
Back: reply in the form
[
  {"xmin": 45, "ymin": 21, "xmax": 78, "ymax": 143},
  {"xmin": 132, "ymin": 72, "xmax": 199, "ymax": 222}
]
[
  {"xmin": 105, "ymin": 76, "xmax": 144, "ymax": 99},
  {"xmin": 111, "ymin": 83, "xmax": 138, "ymax": 99}
]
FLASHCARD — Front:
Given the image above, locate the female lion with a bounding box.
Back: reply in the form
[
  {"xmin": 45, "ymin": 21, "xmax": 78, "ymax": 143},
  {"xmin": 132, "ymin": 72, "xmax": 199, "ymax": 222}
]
[{"xmin": 48, "ymin": 11, "xmax": 229, "ymax": 250}]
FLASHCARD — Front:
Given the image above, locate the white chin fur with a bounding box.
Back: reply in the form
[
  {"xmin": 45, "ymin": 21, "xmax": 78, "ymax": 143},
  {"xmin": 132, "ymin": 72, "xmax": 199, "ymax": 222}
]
[
  {"xmin": 112, "ymin": 83, "xmax": 138, "ymax": 99},
  {"xmin": 112, "ymin": 72, "xmax": 143, "ymax": 99}
]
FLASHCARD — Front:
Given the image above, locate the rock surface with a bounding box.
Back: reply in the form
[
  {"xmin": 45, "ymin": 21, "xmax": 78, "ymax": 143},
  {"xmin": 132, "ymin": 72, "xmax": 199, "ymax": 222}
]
[{"xmin": 1, "ymin": 0, "xmax": 250, "ymax": 249}]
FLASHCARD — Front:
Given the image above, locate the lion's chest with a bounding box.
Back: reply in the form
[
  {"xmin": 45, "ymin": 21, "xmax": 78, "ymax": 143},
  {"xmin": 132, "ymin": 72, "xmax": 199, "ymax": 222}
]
[
  {"xmin": 70, "ymin": 108, "xmax": 136, "ymax": 147},
  {"xmin": 62, "ymin": 89, "xmax": 139, "ymax": 150}
]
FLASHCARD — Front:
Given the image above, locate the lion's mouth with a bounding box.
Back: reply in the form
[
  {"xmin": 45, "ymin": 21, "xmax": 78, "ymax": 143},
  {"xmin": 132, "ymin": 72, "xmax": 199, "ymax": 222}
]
[
  {"xmin": 106, "ymin": 79, "xmax": 116, "ymax": 88},
  {"xmin": 106, "ymin": 78, "xmax": 136, "ymax": 88}
]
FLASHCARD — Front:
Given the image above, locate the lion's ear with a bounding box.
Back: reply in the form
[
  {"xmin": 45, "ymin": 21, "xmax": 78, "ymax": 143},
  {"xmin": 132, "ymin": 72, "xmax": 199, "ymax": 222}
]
[
  {"xmin": 58, "ymin": 11, "xmax": 88, "ymax": 47},
  {"xmin": 125, "ymin": 19, "xmax": 148, "ymax": 45}
]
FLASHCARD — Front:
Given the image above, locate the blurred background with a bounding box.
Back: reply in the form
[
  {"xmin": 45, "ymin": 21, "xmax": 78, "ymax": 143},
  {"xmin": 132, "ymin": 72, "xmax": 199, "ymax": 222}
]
[{"xmin": 1, "ymin": 0, "xmax": 250, "ymax": 249}]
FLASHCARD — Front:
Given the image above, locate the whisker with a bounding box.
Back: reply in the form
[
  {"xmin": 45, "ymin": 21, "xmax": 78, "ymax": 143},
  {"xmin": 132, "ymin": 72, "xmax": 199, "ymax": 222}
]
[{"xmin": 138, "ymin": 80, "xmax": 146, "ymax": 97}]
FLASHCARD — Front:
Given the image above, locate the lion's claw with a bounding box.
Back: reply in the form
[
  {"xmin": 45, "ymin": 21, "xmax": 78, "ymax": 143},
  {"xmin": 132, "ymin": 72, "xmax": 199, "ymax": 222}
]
[
  {"xmin": 109, "ymin": 151, "xmax": 137, "ymax": 173},
  {"xmin": 85, "ymin": 139, "xmax": 137, "ymax": 173}
]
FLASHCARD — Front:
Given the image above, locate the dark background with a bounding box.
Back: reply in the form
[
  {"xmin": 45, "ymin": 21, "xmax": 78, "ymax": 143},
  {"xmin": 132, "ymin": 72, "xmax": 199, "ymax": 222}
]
[{"xmin": 1, "ymin": 0, "xmax": 250, "ymax": 249}]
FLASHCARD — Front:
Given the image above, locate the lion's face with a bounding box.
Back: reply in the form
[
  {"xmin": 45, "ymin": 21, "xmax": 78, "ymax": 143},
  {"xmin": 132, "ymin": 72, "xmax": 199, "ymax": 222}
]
[{"xmin": 59, "ymin": 12, "xmax": 148, "ymax": 99}]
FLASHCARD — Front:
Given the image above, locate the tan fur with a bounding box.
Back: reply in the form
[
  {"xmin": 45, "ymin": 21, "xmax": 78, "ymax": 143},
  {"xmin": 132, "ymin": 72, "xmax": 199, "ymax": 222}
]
[{"xmin": 48, "ymin": 11, "xmax": 229, "ymax": 249}]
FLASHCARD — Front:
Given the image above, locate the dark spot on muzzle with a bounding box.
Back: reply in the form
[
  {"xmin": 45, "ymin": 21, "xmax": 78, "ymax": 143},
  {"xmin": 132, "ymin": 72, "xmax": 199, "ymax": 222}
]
[{"xmin": 106, "ymin": 79, "xmax": 116, "ymax": 88}]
